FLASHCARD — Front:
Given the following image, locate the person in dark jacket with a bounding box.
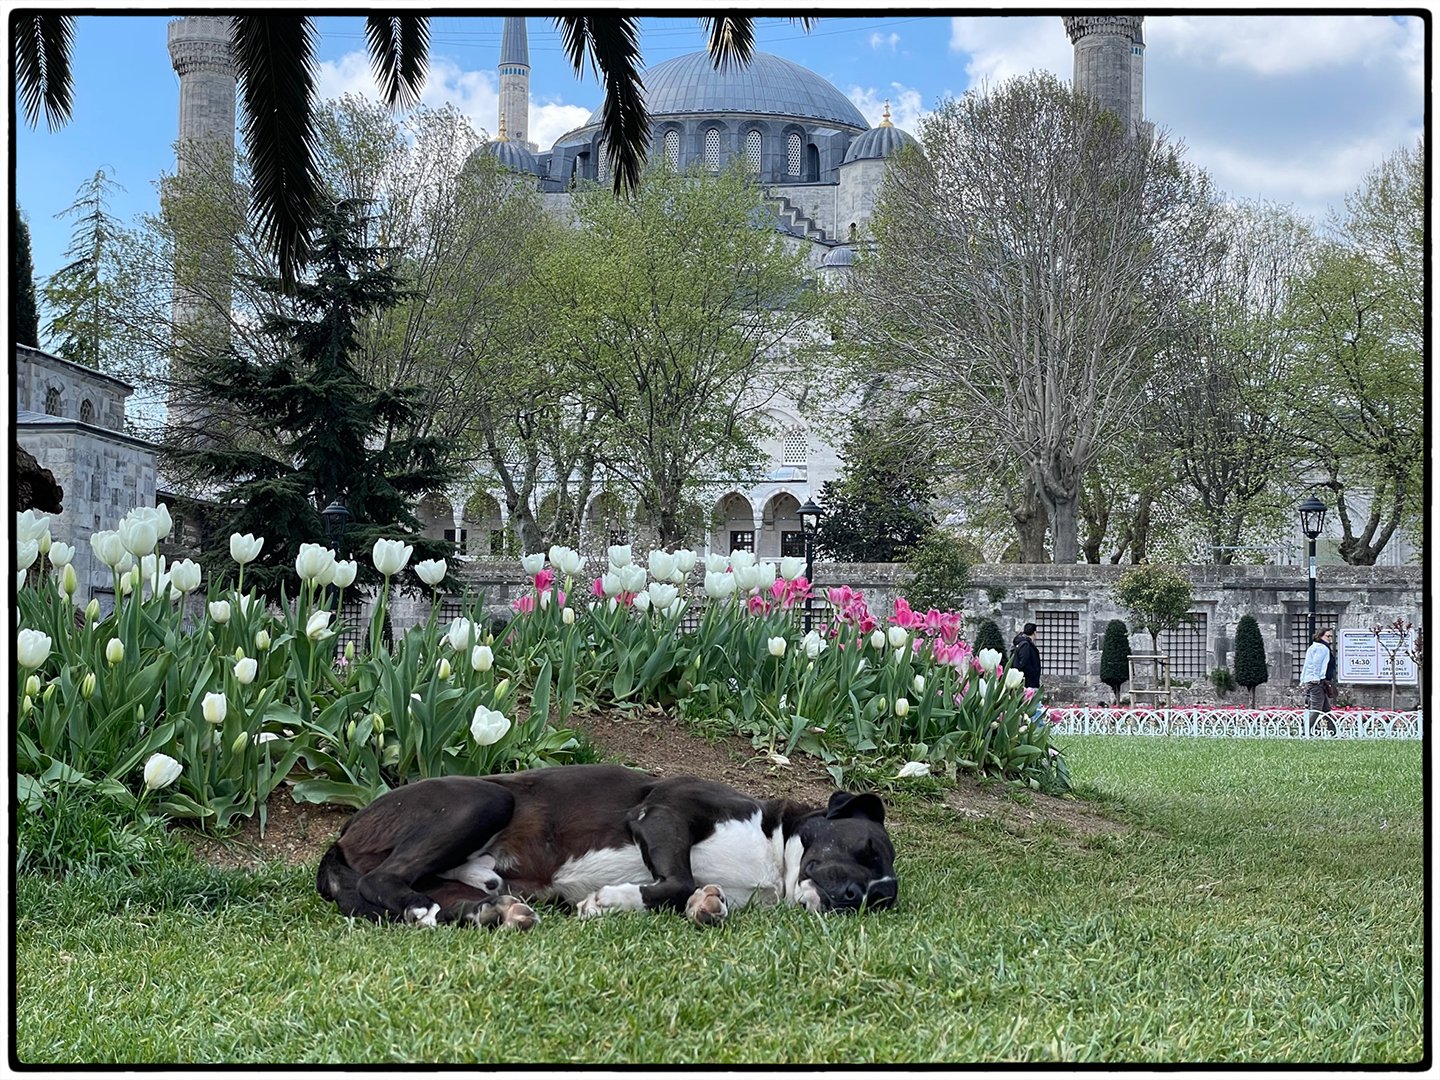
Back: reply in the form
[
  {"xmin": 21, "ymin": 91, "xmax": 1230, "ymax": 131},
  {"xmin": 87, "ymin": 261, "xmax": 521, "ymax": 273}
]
[{"xmin": 1011, "ymin": 622, "xmax": 1042, "ymax": 690}]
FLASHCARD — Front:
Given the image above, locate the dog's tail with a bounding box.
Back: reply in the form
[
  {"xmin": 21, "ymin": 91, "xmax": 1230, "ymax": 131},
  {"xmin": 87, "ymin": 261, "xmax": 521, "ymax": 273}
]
[{"xmin": 316, "ymin": 842, "xmax": 389, "ymax": 922}]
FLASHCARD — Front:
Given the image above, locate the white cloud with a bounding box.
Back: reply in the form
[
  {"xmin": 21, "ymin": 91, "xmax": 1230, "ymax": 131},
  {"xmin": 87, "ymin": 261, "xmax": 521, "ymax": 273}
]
[
  {"xmin": 846, "ymin": 85, "xmax": 927, "ymax": 132},
  {"xmin": 948, "ymin": 16, "xmax": 1070, "ymax": 88},
  {"xmin": 531, "ymin": 101, "xmax": 595, "ymax": 150},
  {"xmin": 869, "ymin": 31, "xmax": 901, "ymax": 53},
  {"xmin": 1154, "ymin": 15, "xmax": 1422, "ymax": 80}
]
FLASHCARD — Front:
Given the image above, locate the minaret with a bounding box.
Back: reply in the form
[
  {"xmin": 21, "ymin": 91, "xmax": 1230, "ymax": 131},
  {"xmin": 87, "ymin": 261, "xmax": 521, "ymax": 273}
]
[
  {"xmin": 1063, "ymin": 16, "xmax": 1145, "ymax": 136},
  {"xmin": 166, "ymin": 16, "xmax": 238, "ymax": 439},
  {"xmin": 498, "ymin": 17, "xmax": 533, "ymax": 151}
]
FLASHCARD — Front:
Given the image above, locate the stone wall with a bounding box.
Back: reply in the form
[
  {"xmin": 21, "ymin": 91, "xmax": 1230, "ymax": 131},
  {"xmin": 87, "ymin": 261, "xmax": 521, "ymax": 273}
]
[{"xmin": 15, "ymin": 344, "xmax": 129, "ymax": 431}]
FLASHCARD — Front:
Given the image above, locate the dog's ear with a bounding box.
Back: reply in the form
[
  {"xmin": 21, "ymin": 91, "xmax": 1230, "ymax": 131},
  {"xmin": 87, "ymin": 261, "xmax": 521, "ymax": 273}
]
[{"xmin": 825, "ymin": 791, "xmax": 885, "ymax": 825}]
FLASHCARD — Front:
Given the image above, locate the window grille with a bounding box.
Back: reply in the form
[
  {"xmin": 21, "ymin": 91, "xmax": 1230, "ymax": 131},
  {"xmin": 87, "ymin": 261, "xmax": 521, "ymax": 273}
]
[
  {"xmin": 443, "ymin": 528, "xmax": 468, "ymax": 548},
  {"xmin": 606, "ymin": 528, "xmax": 629, "ymax": 547},
  {"xmin": 781, "ymin": 428, "xmax": 807, "ymax": 466},
  {"xmin": 1036, "ymin": 611, "xmax": 1081, "ymax": 676},
  {"xmin": 1159, "ymin": 613, "xmax": 1208, "ymax": 681},
  {"xmin": 79, "ymin": 399, "xmax": 95, "ymax": 424},
  {"xmin": 781, "ymin": 531, "xmax": 805, "ymax": 558},
  {"xmin": 705, "ymin": 129, "xmax": 721, "ymax": 170},
  {"xmin": 44, "ymin": 387, "xmax": 61, "ymax": 416},
  {"xmin": 787, "ymin": 133, "xmax": 802, "ymax": 176},
  {"xmin": 335, "ymin": 600, "xmax": 373, "ymax": 654},
  {"xmin": 729, "ymin": 530, "xmax": 754, "ymax": 553},
  {"xmin": 745, "ymin": 130, "xmax": 762, "ymax": 171},
  {"xmin": 437, "ymin": 599, "xmax": 466, "ymax": 625},
  {"xmin": 664, "ymin": 129, "xmax": 680, "ymax": 170},
  {"xmin": 1291, "ymin": 613, "xmax": 1340, "ymax": 682},
  {"xmin": 598, "ymin": 147, "xmax": 609, "ymax": 183}
]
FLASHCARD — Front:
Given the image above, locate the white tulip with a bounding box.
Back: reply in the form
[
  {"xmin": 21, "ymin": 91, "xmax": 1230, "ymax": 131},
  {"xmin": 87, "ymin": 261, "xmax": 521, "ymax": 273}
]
[
  {"xmin": 897, "ymin": 761, "xmax": 931, "ymax": 779},
  {"xmin": 887, "ymin": 625, "xmax": 908, "ymax": 649},
  {"xmin": 202, "ymin": 691, "xmax": 227, "ymax": 725},
  {"xmin": 81, "ymin": 672, "xmax": 97, "ymax": 699},
  {"xmin": 977, "ymin": 648, "xmax": 1002, "ymax": 675},
  {"xmin": 732, "ymin": 564, "xmax": 760, "ymax": 593},
  {"xmin": 105, "ymin": 638, "xmax": 125, "ymax": 665},
  {"xmin": 47, "ymin": 542, "xmax": 76, "ymax": 568},
  {"xmin": 151, "ymin": 503, "xmax": 173, "ymax": 541},
  {"xmin": 648, "ymin": 550, "xmax": 677, "ymax": 583},
  {"xmin": 547, "ymin": 545, "xmax": 564, "ymax": 567},
  {"xmin": 371, "ymin": 537, "xmax": 413, "ymax": 577},
  {"xmin": 632, "ymin": 591, "xmax": 651, "ymax": 612},
  {"xmin": 437, "ymin": 658, "xmax": 452, "ymax": 680},
  {"xmin": 703, "ymin": 571, "xmax": 736, "ymax": 599},
  {"xmin": 913, "ymin": 674, "xmax": 927, "ymax": 695},
  {"xmin": 1005, "ymin": 667, "xmax": 1025, "ymax": 691},
  {"xmin": 254, "ymin": 629, "xmax": 271, "ymax": 651},
  {"xmin": 60, "ymin": 563, "xmax": 78, "ymax": 597},
  {"xmin": 555, "ymin": 548, "xmax": 585, "ymax": 577},
  {"xmin": 16, "ymin": 509, "xmax": 52, "ymax": 544},
  {"xmin": 607, "ymin": 544, "xmax": 632, "ymax": 568},
  {"xmin": 117, "ymin": 515, "xmax": 158, "ymax": 557},
  {"xmin": 600, "ymin": 571, "xmax": 623, "ymax": 598},
  {"xmin": 647, "ymin": 582, "xmax": 678, "ymax": 610},
  {"xmin": 169, "ymin": 559, "xmax": 202, "ymax": 594},
  {"xmin": 230, "ymin": 532, "xmax": 264, "ymax": 565},
  {"xmin": 779, "ymin": 555, "xmax": 806, "ymax": 581},
  {"xmin": 894, "ymin": 697, "xmax": 910, "ymax": 718},
  {"xmin": 619, "ymin": 564, "xmax": 646, "ymax": 594},
  {"xmin": 331, "ymin": 560, "xmax": 358, "ymax": 589},
  {"xmin": 768, "ymin": 636, "xmax": 787, "ymax": 658},
  {"xmin": 446, "ymin": 617, "xmax": 474, "ymax": 653},
  {"xmin": 520, "ymin": 552, "xmax": 546, "ymax": 575},
  {"xmin": 754, "ymin": 561, "xmax": 778, "ymax": 594},
  {"xmin": 16, "ymin": 539, "xmax": 38, "ymax": 572},
  {"xmin": 16, "ymin": 628, "xmax": 52, "ymax": 669},
  {"xmin": 562, "ymin": 606, "xmax": 576, "ymax": 626},
  {"xmin": 415, "ymin": 558, "xmax": 447, "ymax": 587},
  {"xmin": 704, "ymin": 552, "xmax": 729, "ymax": 574},
  {"xmin": 143, "ymin": 752, "xmax": 183, "ymax": 790},
  {"xmin": 978, "ymin": 678, "xmax": 989, "ymax": 701},
  {"xmin": 802, "ymin": 629, "xmax": 827, "ymax": 659},
  {"xmin": 295, "ymin": 542, "xmax": 337, "ymax": 584},
  {"xmin": 470, "ymin": 705, "xmax": 511, "ymax": 746},
  {"xmin": 305, "ymin": 610, "xmax": 334, "ymax": 641},
  {"xmin": 869, "ymin": 630, "xmax": 886, "ymax": 650},
  {"xmin": 89, "ymin": 529, "xmax": 126, "ymax": 570},
  {"xmin": 16, "ymin": 569, "xmax": 26, "ymax": 594},
  {"xmin": 673, "ymin": 548, "xmax": 698, "ymax": 574},
  {"xmin": 729, "ymin": 549, "xmax": 756, "ymax": 571},
  {"xmin": 208, "ymin": 600, "xmax": 231, "ymax": 625},
  {"xmin": 233, "ymin": 657, "xmax": 258, "ymax": 685},
  {"xmin": 470, "ymin": 644, "xmax": 494, "ymax": 673}
]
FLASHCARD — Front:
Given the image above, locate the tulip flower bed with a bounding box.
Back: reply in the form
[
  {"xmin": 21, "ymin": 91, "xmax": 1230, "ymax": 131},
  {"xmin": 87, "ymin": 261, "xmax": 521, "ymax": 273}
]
[{"xmin": 15, "ymin": 509, "xmax": 1068, "ymax": 864}]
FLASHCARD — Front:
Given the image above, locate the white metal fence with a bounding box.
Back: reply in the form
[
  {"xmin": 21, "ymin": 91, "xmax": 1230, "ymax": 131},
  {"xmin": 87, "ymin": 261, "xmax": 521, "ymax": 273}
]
[{"xmin": 1047, "ymin": 707, "xmax": 1422, "ymax": 740}]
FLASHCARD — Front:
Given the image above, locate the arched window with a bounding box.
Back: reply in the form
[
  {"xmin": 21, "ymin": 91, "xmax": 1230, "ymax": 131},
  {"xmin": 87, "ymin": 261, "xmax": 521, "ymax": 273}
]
[
  {"xmin": 848, "ymin": 223, "xmax": 859, "ymax": 242},
  {"xmin": 704, "ymin": 129, "xmax": 721, "ymax": 171},
  {"xmin": 79, "ymin": 399, "xmax": 94, "ymax": 424},
  {"xmin": 44, "ymin": 387, "xmax": 62, "ymax": 416},
  {"xmin": 782, "ymin": 428, "xmax": 808, "ymax": 467},
  {"xmin": 786, "ymin": 133, "xmax": 802, "ymax": 177},
  {"xmin": 664, "ymin": 129, "xmax": 680, "ymax": 170},
  {"xmin": 745, "ymin": 130, "xmax": 762, "ymax": 172}
]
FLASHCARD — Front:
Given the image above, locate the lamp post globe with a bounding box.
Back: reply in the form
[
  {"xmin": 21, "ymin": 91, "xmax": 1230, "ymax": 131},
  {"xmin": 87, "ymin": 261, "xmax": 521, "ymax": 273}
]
[
  {"xmin": 322, "ymin": 500, "xmax": 350, "ymax": 556},
  {"xmin": 1298, "ymin": 495, "xmax": 1327, "ymax": 639}
]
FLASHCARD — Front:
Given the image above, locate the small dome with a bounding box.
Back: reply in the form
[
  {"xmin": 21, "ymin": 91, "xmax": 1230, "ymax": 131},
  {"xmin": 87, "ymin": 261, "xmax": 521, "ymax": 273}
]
[
  {"xmin": 821, "ymin": 245, "xmax": 855, "ymax": 268},
  {"xmin": 479, "ymin": 139, "xmax": 540, "ymax": 175},
  {"xmin": 843, "ymin": 101, "xmax": 918, "ymax": 163}
]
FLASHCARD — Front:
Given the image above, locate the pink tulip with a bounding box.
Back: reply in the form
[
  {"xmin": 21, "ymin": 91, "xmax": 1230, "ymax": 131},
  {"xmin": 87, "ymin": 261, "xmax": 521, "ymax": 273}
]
[
  {"xmin": 590, "ymin": 576, "xmax": 606, "ymax": 599},
  {"xmin": 535, "ymin": 567, "xmax": 555, "ymax": 593},
  {"xmin": 513, "ymin": 594, "xmax": 535, "ymax": 614}
]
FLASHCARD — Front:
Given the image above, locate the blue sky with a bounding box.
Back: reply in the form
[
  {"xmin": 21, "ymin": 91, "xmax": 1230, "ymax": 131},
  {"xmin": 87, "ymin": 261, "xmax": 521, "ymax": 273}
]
[{"xmin": 13, "ymin": 13, "xmax": 1426, "ymax": 310}]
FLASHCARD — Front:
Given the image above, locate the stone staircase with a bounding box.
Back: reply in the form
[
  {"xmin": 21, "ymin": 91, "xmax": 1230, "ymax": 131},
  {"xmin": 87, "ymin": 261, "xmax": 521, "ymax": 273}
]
[{"xmin": 768, "ymin": 193, "xmax": 828, "ymax": 243}]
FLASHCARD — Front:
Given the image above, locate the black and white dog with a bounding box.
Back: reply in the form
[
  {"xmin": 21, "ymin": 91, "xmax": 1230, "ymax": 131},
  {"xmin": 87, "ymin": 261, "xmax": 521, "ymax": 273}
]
[{"xmin": 316, "ymin": 764, "xmax": 898, "ymax": 929}]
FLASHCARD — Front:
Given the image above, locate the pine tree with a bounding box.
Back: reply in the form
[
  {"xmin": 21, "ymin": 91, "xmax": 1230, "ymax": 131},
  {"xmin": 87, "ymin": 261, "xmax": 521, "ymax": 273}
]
[
  {"xmin": 814, "ymin": 410, "xmax": 935, "ymax": 562},
  {"xmin": 12, "ymin": 202, "xmax": 40, "ymax": 347},
  {"xmin": 42, "ymin": 168, "xmax": 123, "ymax": 368},
  {"xmin": 169, "ymin": 198, "xmax": 452, "ymax": 597},
  {"xmin": 1100, "ymin": 619, "xmax": 1132, "ymax": 703},
  {"xmin": 1233, "ymin": 614, "xmax": 1269, "ymax": 706},
  {"xmin": 973, "ymin": 618, "xmax": 1007, "ymax": 667}
]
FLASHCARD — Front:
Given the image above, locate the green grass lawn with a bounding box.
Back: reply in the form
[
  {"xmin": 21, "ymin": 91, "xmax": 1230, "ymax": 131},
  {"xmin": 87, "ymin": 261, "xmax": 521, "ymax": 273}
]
[{"xmin": 13, "ymin": 737, "xmax": 1425, "ymax": 1065}]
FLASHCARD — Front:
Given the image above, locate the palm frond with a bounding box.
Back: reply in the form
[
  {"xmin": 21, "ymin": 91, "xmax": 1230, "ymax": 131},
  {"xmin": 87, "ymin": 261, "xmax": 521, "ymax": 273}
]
[
  {"xmin": 702, "ymin": 17, "xmax": 754, "ymax": 72},
  {"xmin": 13, "ymin": 13, "xmax": 75, "ymax": 130},
  {"xmin": 553, "ymin": 16, "xmax": 647, "ymax": 194},
  {"xmin": 232, "ymin": 15, "xmax": 321, "ymax": 289},
  {"xmin": 364, "ymin": 15, "xmax": 429, "ymax": 109}
]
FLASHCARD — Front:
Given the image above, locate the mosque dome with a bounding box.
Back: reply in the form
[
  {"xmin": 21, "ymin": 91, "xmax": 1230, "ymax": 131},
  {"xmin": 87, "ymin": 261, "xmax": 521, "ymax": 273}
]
[
  {"xmin": 821, "ymin": 245, "xmax": 855, "ymax": 268},
  {"xmin": 478, "ymin": 134, "xmax": 540, "ymax": 175},
  {"xmin": 842, "ymin": 103, "xmax": 918, "ymax": 163},
  {"xmin": 586, "ymin": 50, "xmax": 868, "ymax": 131}
]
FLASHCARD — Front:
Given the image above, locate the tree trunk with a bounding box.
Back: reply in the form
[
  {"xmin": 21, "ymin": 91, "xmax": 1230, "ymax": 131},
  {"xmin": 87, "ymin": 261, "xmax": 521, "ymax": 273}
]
[
  {"xmin": 1004, "ymin": 474, "xmax": 1048, "ymax": 563},
  {"xmin": 1129, "ymin": 490, "xmax": 1154, "ymax": 564}
]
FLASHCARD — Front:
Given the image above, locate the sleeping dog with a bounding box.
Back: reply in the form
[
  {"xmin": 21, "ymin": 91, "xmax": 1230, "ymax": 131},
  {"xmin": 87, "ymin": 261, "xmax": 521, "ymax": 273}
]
[{"xmin": 316, "ymin": 764, "xmax": 897, "ymax": 929}]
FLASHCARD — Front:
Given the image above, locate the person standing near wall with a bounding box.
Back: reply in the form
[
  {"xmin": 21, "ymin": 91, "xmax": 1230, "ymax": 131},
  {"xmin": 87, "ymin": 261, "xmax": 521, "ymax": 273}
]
[
  {"xmin": 1300, "ymin": 627, "xmax": 1337, "ymax": 735},
  {"xmin": 1012, "ymin": 621, "xmax": 1042, "ymax": 690}
]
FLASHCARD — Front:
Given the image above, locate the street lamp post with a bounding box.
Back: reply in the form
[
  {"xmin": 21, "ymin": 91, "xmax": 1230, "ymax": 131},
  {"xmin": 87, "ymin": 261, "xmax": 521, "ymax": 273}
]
[
  {"xmin": 322, "ymin": 500, "xmax": 350, "ymax": 557},
  {"xmin": 798, "ymin": 497, "xmax": 825, "ymax": 633},
  {"xmin": 1298, "ymin": 495, "xmax": 1327, "ymax": 640}
]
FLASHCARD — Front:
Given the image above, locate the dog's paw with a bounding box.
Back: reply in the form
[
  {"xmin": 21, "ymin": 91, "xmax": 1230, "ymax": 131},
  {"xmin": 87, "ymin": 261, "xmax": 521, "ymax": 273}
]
[
  {"xmin": 576, "ymin": 884, "xmax": 645, "ymax": 919},
  {"xmin": 793, "ymin": 880, "xmax": 823, "ymax": 914},
  {"xmin": 404, "ymin": 902, "xmax": 441, "ymax": 928},
  {"xmin": 497, "ymin": 895, "xmax": 539, "ymax": 932},
  {"xmin": 685, "ymin": 884, "xmax": 728, "ymax": 927}
]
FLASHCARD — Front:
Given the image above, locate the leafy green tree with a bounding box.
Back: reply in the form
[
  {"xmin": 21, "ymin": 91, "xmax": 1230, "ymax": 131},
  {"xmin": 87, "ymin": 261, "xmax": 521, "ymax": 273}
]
[
  {"xmin": 814, "ymin": 410, "xmax": 934, "ymax": 562},
  {"xmin": 554, "ymin": 164, "xmax": 823, "ymax": 546},
  {"xmin": 902, "ymin": 530, "xmax": 970, "ymax": 612},
  {"xmin": 165, "ymin": 198, "xmax": 451, "ymax": 596},
  {"xmin": 973, "ymin": 618, "xmax": 1007, "ymax": 667},
  {"xmin": 12, "ymin": 203, "xmax": 40, "ymax": 347},
  {"xmin": 1112, "ymin": 564, "xmax": 1194, "ymax": 653},
  {"xmin": 1100, "ymin": 619, "xmax": 1132, "ymax": 703},
  {"xmin": 40, "ymin": 168, "xmax": 125, "ymax": 368},
  {"xmin": 1233, "ymin": 614, "xmax": 1269, "ymax": 706}
]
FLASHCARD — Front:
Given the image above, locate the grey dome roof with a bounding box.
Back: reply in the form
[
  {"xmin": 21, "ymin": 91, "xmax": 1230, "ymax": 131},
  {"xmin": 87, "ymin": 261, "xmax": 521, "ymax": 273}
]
[
  {"xmin": 586, "ymin": 50, "xmax": 867, "ymax": 130},
  {"xmin": 821, "ymin": 245, "xmax": 855, "ymax": 268},
  {"xmin": 843, "ymin": 122, "xmax": 918, "ymax": 163},
  {"xmin": 479, "ymin": 139, "xmax": 540, "ymax": 174}
]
